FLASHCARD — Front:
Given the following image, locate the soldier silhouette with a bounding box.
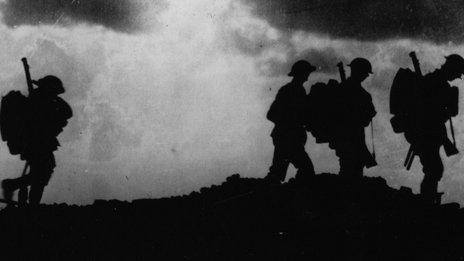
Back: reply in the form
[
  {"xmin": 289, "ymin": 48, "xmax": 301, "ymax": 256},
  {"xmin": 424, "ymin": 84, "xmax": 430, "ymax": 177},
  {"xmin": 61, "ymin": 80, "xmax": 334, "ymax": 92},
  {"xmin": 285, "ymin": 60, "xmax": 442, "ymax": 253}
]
[
  {"xmin": 2, "ymin": 75, "xmax": 72, "ymax": 206},
  {"xmin": 264, "ymin": 60, "xmax": 316, "ymax": 184},
  {"xmin": 400, "ymin": 54, "xmax": 464, "ymax": 204},
  {"xmin": 333, "ymin": 58, "xmax": 376, "ymax": 179}
]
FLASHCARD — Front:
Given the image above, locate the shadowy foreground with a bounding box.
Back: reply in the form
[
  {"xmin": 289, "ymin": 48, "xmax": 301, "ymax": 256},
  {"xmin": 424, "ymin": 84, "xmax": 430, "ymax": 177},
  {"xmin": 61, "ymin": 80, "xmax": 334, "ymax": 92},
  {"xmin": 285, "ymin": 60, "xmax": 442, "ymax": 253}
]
[{"xmin": 0, "ymin": 173, "xmax": 464, "ymax": 260}]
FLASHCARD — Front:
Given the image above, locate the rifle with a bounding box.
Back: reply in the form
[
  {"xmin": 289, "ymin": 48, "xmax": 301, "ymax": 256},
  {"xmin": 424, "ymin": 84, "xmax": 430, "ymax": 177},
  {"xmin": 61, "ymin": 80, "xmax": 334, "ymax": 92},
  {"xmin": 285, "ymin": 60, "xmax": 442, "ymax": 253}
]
[
  {"xmin": 404, "ymin": 52, "xmax": 458, "ymax": 170},
  {"xmin": 18, "ymin": 58, "xmax": 35, "ymax": 206},
  {"xmin": 337, "ymin": 62, "xmax": 346, "ymax": 82},
  {"xmin": 403, "ymin": 52, "xmax": 420, "ymax": 170},
  {"xmin": 337, "ymin": 62, "xmax": 377, "ymax": 168}
]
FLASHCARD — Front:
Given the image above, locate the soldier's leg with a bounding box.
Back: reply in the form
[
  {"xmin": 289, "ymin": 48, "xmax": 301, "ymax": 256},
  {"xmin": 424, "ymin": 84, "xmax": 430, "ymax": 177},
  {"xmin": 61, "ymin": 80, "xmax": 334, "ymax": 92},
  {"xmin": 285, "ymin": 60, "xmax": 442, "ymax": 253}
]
[
  {"xmin": 28, "ymin": 185, "xmax": 45, "ymax": 206},
  {"xmin": 1, "ymin": 174, "xmax": 33, "ymax": 201},
  {"xmin": 353, "ymin": 146, "xmax": 365, "ymax": 178},
  {"xmin": 418, "ymin": 145, "xmax": 443, "ymax": 203},
  {"xmin": 28, "ymin": 154, "xmax": 55, "ymax": 206},
  {"xmin": 3, "ymin": 175, "xmax": 33, "ymax": 190},
  {"xmin": 344, "ymin": 140, "xmax": 367, "ymax": 179},
  {"xmin": 338, "ymin": 142, "xmax": 358, "ymax": 178},
  {"xmin": 338, "ymin": 153, "xmax": 350, "ymax": 176},
  {"xmin": 292, "ymin": 144, "xmax": 315, "ymax": 181},
  {"xmin": 266, "ymin": 141, "xmax": 290, "ymax": 183}
]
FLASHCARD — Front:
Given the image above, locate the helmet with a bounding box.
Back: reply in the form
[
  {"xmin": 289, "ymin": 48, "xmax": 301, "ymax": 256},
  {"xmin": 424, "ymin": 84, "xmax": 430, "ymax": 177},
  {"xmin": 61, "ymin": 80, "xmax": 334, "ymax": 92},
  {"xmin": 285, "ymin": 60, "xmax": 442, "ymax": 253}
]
[
  {"xmin": 348, "ymin": 58, "xmax": 373, "ymax": 74},
  {"xmin": 34, "ymin": 75, "xmax": 65, "ymax": 95},
  {"xmin": 288, "ymin": 60, "xmax": 317, "ymax": 77},
  {"xmin": 444, "ymin": 54, "xmax": 464, "ymax": 75}
]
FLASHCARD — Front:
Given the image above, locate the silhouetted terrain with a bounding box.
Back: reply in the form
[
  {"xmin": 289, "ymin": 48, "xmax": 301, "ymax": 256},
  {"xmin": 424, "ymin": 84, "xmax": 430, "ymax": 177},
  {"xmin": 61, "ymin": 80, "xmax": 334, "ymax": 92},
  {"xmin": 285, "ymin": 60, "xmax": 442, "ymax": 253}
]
[{"xmin": 1, "ymin": 173, "xmax": 464, "ymax": 260}]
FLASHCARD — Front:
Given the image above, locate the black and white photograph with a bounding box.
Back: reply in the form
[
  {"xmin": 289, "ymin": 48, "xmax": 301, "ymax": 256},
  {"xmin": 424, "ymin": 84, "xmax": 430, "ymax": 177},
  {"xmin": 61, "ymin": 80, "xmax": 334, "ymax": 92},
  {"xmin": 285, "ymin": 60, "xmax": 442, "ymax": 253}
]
[{"xmin": 0, "ymin": 0, "xmax": 464, "ymax": 259}]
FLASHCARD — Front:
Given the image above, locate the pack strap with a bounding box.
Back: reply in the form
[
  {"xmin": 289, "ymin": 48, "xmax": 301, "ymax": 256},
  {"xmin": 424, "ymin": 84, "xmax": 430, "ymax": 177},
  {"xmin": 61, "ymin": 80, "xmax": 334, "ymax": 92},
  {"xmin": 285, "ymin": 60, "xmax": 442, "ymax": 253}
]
[{"xmin": 370, "ymin": 119, "xmax": 376, "ymax": 159}]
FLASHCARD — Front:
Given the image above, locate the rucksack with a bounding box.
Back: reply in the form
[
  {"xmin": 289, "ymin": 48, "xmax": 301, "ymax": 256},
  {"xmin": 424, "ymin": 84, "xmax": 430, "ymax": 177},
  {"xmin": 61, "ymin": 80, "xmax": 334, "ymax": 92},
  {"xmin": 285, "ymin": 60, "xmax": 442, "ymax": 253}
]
[
  {"xmin": 0, "ymin": 91, "xmax": 28, "ymax": 155},
  {"xmin": 389, "ymin": 68, "xmax": 419, "ymax": 133},
  {"xmin": 306, "ymin": 79, "xmax": 341, "ymax": 145},
  {"xmin": 389, "ymin": 68, "xmax": 459, "ymax": 134},
  {"xmin": 0, "ymin": 89, "xmax": 72, "ymax": 156}
]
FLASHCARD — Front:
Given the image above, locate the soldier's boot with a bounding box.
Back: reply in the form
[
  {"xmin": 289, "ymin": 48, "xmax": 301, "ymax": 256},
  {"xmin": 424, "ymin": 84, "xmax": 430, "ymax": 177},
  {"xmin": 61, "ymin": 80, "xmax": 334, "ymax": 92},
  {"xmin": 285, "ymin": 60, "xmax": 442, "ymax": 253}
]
[
  {"xmin": 263, "ymin": 172, "xmax": 282, "ymax": 186},
  {"xmin": 420, "ymin": 192, "xmax": 443, "ymax": 206},
  {"xmin": 28, "ymin": 185, "xmax": 45, "ymax": 206},
  {"xmin": 295, "ymin": 169, "xmax": 315, "ymax": 185},
  {"xmin": 293, "ymin": 152, "xmax": 315, "ymax": 185},
  {"xmin": 420, "ymin": 175, "xmax": 441, "ymax": 205},
  {"xmin": 434, "ymin": 192, "xmax": 444, "ymax": 205},
  {"xmin": 419, "ymin": 193, "xmax": 432, "ymax": 205},
  {"xmin": 264, "ymin": 161, "xmax": 288, "ymax": 185}
]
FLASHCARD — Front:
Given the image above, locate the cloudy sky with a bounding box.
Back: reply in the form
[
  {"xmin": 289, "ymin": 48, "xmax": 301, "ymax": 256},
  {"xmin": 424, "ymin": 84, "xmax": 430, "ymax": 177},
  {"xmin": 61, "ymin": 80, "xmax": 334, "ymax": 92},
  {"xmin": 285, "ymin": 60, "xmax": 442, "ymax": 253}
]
[{"xmin": 1, "ymin": 0, "xmax": 464, "ymax": 205}]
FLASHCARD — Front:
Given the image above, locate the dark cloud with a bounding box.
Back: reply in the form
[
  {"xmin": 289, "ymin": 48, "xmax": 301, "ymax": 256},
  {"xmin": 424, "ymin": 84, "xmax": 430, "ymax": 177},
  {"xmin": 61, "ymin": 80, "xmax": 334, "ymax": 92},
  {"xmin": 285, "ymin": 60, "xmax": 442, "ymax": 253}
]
[
  {"xmin": 246, "ymin": 0, "xmax": 464, "ymax": 43},
  {"xmin": 0, "ymin": 0, "xmax": 166, "ymax": 32}
]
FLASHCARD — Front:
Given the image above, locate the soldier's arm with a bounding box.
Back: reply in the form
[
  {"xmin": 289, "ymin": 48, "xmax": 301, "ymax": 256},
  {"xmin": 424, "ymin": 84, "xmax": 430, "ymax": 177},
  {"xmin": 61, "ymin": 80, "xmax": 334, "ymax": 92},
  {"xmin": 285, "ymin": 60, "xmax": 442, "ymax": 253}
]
[
  {"xmin": 367, "ymin": 96, "xmax": 377, "ymax": 118},
  {"xmin": 268, "ymin": 86, "xmax": 293, "ymax": 124},
  {"xmin": 52, "ymin": 98, "xmax": 73, "ymax": 135},
  {"xmin": 361, "ymin": 94, "xmax": 376, "ymax": 127}
]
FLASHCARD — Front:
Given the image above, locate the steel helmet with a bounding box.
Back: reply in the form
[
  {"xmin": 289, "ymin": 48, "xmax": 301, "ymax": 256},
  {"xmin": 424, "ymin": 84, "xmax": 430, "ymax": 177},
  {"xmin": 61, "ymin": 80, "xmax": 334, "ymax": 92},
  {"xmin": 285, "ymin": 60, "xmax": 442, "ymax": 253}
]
[
  {"xmin": 444, "ymin": 54, "xmax": 464, "ymax": 75},
  {"xmin": 34, "ymin": 75, "xmax": 65, "ymax": 95},
  {"xmin": 348, "ymin": 58, "xmax": 373, "ymax": 74},
  {"xmin": 288, "ymin": 60, "xmax": 317, "ymax": 77}
]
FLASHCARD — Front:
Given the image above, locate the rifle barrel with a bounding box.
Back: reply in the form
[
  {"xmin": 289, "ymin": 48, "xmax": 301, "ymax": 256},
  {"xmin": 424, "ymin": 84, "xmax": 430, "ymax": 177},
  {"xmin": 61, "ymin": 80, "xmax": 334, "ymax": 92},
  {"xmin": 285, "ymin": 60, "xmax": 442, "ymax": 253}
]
[
  {"xmin": 406, "ymin": 152, "xmax": 415, "ymax": 170},
  {"xmin": 337, "ymin": 62, "xmax": 346, "ymax": 83},
  {"xmin": 404, "ymin": 146, "xmax": 414, "ymax": 167},
  {"xmin": 18, "ymin": 58, "xmax": 33, "ymax": 206},
  {"xmin": 21, "ymin": 57, "xmax": 34, "ymax": 94},
  {"xmin": 449, "ymin": 117, "xmax": 457, "ymax": 146}
]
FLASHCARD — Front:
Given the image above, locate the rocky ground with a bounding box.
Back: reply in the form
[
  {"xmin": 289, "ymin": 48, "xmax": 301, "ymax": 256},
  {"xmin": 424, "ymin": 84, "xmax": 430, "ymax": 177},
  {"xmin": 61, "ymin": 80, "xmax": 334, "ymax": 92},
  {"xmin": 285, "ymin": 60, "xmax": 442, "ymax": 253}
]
[{"xmin": 0, "ymin": 173, "xmax": 463, "ymax": 260}]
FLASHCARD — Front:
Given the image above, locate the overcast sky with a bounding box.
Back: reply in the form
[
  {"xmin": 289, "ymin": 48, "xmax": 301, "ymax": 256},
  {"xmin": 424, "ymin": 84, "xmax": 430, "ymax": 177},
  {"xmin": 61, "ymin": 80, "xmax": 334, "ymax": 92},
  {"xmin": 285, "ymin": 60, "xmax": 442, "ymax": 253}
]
[{"xmin": 1, "ymin": 0, "xmax": 464, "ymax": 205}]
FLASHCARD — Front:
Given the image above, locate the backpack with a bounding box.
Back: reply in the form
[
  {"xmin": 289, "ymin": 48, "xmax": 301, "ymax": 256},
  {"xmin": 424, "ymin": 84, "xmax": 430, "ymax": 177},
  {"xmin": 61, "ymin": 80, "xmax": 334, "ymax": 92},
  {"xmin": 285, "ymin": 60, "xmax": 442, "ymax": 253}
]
[
  {"xmin": 0, "ymin": 90, "xmax": 72, "ymax": 156},
  {"xmin": 389, "ymin": 68, "xmax": 459, "ymax": 134},
  {"xmin": 306, "ymin": 79, "xmax": 341, "ymax": 145},
  {"xmin": 389, "ymin": 68, "xmax": 419, "ymax": 133},
  {"xmin": 445, "ymin": 86, "xmax": 459, "ymax": 117},
  {"xmin": 0, "ymin": 91, "xmax": 28, "ymax": 155}
]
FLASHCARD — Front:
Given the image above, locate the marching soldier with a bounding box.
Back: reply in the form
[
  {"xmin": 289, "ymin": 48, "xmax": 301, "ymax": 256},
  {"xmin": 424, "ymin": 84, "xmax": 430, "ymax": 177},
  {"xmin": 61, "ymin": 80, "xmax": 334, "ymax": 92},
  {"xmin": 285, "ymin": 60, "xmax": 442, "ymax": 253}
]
[
  {"xmin": 2, "ymin": 75, "xmax": 72, "ymax": 206},
  {"xmin": 264, "ymin": 60, "xmax": 316, "ymax": 184},
  {"xmin": 334, "ymin": 58, "xmax": 376, "ymax": 179},
  {"xmin": 405, "ymin": 54, "xmax": 464, "ymax": 204}
]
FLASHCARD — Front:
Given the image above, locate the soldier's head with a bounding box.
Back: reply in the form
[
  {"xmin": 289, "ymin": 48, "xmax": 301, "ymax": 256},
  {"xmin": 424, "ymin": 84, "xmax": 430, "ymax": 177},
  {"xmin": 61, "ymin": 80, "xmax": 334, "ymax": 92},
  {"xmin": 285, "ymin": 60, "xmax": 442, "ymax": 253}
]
[
  {"xmin": 348, "ymin": 58, "xmax": 372, "ymax": 82},
  {"xmin": 33, "ymin": 75, "xmax": 65, "ymax": 96},
  {"xmin": 441, "ymin": 54, "xmax": 464, "ymax": 81},
  {"xmin": 288, "ymin": 60, "xmax": 316, "ymax": 83}
]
